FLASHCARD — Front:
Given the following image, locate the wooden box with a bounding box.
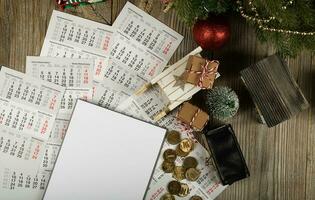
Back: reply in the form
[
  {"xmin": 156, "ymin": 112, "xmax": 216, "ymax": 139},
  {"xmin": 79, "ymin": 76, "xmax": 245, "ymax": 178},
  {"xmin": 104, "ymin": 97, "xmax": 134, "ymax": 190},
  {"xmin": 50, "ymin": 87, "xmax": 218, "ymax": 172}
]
[{"xmin": 240, "ymin": 54, "xmax": 309, "ymax": 127}]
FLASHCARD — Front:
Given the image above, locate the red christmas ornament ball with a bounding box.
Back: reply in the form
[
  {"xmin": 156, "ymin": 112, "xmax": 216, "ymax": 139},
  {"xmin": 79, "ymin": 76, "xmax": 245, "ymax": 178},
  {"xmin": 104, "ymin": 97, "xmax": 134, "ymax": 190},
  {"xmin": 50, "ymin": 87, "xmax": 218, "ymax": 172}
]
[{"xmin": 193, "ymin": 16, "xmax": 231, "ymax": 51}]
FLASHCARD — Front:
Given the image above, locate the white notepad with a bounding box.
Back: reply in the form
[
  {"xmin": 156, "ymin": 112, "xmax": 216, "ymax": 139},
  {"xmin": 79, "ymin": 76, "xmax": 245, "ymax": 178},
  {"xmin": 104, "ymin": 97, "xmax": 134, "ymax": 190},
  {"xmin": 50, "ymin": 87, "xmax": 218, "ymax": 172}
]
[{"xmin": 43, "ymin": 100, "xmax": 166, "ymax": 200}]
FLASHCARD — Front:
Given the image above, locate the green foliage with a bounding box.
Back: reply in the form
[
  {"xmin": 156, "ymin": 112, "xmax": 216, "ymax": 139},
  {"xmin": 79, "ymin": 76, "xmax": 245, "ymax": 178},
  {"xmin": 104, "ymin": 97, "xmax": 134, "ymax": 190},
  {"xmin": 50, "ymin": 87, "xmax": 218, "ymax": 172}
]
[
  {"xmin": 248, "ymin": 0, "xmax": 315, "ymax": 57},
  {"xmin": 172, "ymin": 0, "xmax": 235, "ymax": 25},
  {"xmin": 205, "ymin": 86, "xmax": 239, "ymax": 121},
  {"xmin": 171, "ymin": 0, "xmax": 315, "ymax": 57}
]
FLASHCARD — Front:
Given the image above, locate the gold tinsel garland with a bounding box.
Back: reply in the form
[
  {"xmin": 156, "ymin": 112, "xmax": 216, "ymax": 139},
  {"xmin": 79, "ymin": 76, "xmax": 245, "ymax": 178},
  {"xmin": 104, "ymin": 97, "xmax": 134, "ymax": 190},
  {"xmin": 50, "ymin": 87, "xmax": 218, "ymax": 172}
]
[{"xmin": 236, "ymin": 0, "xmax": 315, "ymax": 36}]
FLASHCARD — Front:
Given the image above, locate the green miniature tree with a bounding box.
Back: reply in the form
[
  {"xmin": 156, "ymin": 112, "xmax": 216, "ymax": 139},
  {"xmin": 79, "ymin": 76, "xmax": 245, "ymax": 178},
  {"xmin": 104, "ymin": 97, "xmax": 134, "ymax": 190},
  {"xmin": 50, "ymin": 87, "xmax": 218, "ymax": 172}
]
[{"xmin": 205, "ymin": 86, "xmax": 239, "ymax": 121}]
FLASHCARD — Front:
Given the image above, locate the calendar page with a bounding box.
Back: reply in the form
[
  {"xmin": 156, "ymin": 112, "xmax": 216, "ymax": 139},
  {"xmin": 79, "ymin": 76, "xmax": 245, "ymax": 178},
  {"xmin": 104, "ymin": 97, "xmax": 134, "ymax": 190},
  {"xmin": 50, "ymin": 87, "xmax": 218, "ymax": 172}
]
[
  {"xmin": 92, "ymin": 79, "xmax": 131, "ymax": 110},
  {"xmin": 117, "ymin": 85, "xmax": 169, "ymax": 121},
  {"xmin": 107, "ymin": 35, "xmax": 165, "ymax": 82},
  {"xmin": 99, "ymin": 59, "xmax": 147, "ymax": 92},
  {"xmin": 26, "ymin": 57, "xmax": 93, "ymax": 119},
  {"xmin": 0, "ymin": 67, "xmax": 65, "ymax": 116},
  {"xmin": 113, "ymin": 2, "xmax": 183, "ymax": 65},
  {"xmin": 0, "ymin": 66, "xmax": 65, "ymax": 176},
  {"xmin": 0, "ymin": 118, "xmax": 69, "ymax": 200},
  {"xmin": 91, "ymin": 59, "xmax": 148, "ymax": 109},
  {"xmin": 0, "ymin": 97, "xmax": 55, "ymax": 141},
  {"xmin": 58, "ymin": 88, "xmax": 92, "ymax": 119},
  {"xmin": 0, "ymin": 167, "xmax": 50, "ymax": 200},
  {"xmin": 26, "ymin": 57, "xmax": 93, "ymax": 89},
  {"xmin": 40, "ymin": 10, "xmax": 114, "ymax": 80},
  {"xmin": 39, "ymin": 119, "xmax": 69, "ymax": 171},
  {"xmin": 0, "ymin": 126, "xmax": 45, "ymax": 173},
  {"xmin": 99, "ymin": 2, "xmax": 183, "ymax": 85}
]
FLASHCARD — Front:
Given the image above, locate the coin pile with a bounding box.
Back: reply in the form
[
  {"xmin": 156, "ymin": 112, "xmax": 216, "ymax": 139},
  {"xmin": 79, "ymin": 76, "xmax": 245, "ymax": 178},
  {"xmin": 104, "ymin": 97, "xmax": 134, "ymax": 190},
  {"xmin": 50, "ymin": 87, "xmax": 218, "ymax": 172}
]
[{"xmin": 160, "ymin": 130, "xmax": 203, "ymax": 200}]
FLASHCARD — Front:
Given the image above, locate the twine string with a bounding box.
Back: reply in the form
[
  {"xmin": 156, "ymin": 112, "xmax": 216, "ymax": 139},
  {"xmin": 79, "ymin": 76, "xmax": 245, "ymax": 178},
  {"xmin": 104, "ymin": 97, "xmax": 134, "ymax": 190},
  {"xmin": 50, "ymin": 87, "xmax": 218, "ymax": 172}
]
[
  {"xmin": 189, "ymin": 108, "xmax": 201, "ymax": 127},
  {"xmin": 185, "ymin": 60, "xmax": 218, "ymax": 89}
]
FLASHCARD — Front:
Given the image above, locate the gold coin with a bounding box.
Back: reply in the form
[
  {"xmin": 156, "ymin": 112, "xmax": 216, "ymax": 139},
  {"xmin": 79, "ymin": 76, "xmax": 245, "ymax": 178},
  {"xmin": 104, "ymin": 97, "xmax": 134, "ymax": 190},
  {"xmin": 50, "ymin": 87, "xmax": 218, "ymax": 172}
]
[
  {"xmin": 179, "ymin": 139, "xmax": 194, "ymax": 153},
  {"xmin": 163, "ymin": 149, "xmax": 177, "ymax": 162},
  {"xmin": 190, "ymin": 195, "xmax": 203, "ymax": 200},
  {"xmin": 175, "ymin": 145, "xmax": 190, "ymax": 157},
  {"xmin": 185, "ymin": 168, "xmax": 201, "ymax": 181},
  {"xmin": 178, "ymin": 183, "xmax": 190, "ymax": 197},
  {"xmin": 172, "ymin": 166, "xmax": 186, "ymax": 181},
  {"xmin": 167, "ymin": 180, "xmax": 181, "ymax": 195},
  {"xmin": 183, "ymin": 156, "xmax": 198, "ymax": 169},
  {"xmin": 166, "ymin": 130, "xmax": 181, "ymax": 145},
  {"xmin": 162, "ymin": 160, "xmax": 175, "ymax": 173},
  {"xmin": 160, "ymin": 193, "xmax": 175, "ymax": 200}
]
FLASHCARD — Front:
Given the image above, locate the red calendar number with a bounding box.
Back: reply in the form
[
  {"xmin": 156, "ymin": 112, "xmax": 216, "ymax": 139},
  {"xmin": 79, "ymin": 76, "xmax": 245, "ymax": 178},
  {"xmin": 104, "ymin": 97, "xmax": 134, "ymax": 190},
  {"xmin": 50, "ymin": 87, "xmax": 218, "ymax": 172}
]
[
  {"xmin": 207, "ymin": 183, "xmax": 219, "ymax": 195},
  {"xmin": 162, "ymin": 42, "xmax": 172, "ymax": 55},
  {"xmin": 83, "ymin": 69, "xmax": 89, "ymax": 84},
  {"xmin": 49, "ymin": 95, "xmax": 57, "ymax": 110},
  {"xmin": 92, "ymin": 86, "xmax": 96, "ymax": 97},
  {"xmin": 148, "ymin": 64, "xmax": 157, "ymax": 77},
  {"xmin": 40, "ymin": 120, "xmax": 49, "ymax": 135},
  {"xmin": 102, "ymin": 36, "xmax": 111, "ymax": 51},
  {"xmin": 149, "ymin": 187, "xmax": 164, "ymax": 200},
  {"xmin": 32, "ymin": 144, "xmax": 41, "ymax": 160},
  {"xmin": 95, "ymin": 61, "xmax": 103, "ymax": 76},
  {"xmin": 61, "ymin": 126, "xmax": 67, "ymax": 140}
]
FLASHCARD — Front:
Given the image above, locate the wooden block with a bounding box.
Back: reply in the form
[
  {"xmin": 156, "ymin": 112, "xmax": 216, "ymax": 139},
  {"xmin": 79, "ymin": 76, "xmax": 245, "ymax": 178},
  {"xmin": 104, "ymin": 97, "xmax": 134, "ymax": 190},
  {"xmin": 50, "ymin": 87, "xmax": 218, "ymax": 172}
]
[{"xmin": 240, "ymin": 54, "xmax": 309, "ymax": 127}]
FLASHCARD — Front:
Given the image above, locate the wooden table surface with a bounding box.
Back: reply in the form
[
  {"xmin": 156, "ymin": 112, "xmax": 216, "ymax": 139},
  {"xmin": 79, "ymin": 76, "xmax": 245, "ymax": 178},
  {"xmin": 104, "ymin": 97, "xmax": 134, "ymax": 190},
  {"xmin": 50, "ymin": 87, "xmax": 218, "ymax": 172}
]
[{"xmin": 0, "ymin": 0, "xmax": 314, "ymax": 199}]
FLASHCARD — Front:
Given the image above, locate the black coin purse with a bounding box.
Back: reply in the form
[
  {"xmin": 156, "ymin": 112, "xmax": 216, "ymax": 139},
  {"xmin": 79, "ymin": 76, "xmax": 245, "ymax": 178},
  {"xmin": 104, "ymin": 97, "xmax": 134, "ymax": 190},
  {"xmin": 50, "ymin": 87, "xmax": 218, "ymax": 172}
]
[{"xmin": 203, "ymin": 124, "xmax": 250, "ymax": 185}]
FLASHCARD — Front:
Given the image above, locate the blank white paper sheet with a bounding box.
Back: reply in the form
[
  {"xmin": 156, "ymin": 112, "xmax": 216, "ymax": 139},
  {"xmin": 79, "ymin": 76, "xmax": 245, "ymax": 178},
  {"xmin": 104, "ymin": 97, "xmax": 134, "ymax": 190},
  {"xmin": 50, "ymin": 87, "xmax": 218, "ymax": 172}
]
[{"xmin": 43, "ymin": 100, "xmax": 166, "ymax": 200}]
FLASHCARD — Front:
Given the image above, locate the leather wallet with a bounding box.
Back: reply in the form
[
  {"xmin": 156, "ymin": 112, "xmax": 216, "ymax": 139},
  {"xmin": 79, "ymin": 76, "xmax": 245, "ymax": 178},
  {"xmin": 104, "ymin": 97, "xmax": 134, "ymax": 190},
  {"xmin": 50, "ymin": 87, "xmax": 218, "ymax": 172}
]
[{"xmin": 203, "ymin": 124, "xmax": 250, "ymax": 185}]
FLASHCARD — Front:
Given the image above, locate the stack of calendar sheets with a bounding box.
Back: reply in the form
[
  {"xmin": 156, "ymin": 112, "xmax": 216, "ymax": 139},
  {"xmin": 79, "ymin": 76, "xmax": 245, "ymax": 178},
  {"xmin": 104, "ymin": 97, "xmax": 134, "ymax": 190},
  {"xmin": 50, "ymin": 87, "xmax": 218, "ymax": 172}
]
[{"xmin": 0, "ymin": 2, "xmax": 226, "ymax": 200}]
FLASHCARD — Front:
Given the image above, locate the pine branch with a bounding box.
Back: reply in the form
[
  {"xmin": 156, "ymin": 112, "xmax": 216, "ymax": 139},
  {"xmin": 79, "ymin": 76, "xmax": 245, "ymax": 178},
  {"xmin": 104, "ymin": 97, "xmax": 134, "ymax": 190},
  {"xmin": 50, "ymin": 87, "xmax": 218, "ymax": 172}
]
[{"xmin": 172, "ymin": 0, "xmax": 235, "ymax": 25}]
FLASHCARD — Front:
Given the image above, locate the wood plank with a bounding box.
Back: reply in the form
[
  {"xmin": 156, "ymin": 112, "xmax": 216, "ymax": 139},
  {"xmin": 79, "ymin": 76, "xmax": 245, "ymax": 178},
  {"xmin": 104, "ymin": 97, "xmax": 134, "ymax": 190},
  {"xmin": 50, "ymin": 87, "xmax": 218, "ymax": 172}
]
[
  {"xmin": 0, "ymin": 0, "xmax": 55, "ymax": 72},
  {"xmin": 0, "ymin": 0, "xmax": 11, "ymax": 66},
  {"xmin": 63, "ymin": 1, "xmax": 112, "ymax": 24},
  {"xmin": 111, "ymin": 0, "xmax": 128, "ymax": 22},
  {"xmin": 307, "ymin": 62, "xmax": 315, "ymax": 200}
]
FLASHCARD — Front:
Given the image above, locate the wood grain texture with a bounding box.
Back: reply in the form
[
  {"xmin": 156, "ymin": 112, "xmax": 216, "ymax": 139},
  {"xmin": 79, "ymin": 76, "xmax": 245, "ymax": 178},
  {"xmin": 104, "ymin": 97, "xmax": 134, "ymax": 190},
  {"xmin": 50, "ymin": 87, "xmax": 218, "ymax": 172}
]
[
  {"xmin": 240, "ymin": 55, "xmax": 309, "ymax": 127},
  {"xmin": 0, "ymin": 0, "xmax": 314, "ymax": 199}
]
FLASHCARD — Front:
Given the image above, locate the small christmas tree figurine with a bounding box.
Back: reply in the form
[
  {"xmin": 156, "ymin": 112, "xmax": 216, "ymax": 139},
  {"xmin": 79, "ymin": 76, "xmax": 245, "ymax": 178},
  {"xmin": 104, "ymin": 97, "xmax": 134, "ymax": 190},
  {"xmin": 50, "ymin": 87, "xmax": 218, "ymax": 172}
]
[{"xmin": 205, "ymin": 86, "xmax": 239, "ymax": 121}]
